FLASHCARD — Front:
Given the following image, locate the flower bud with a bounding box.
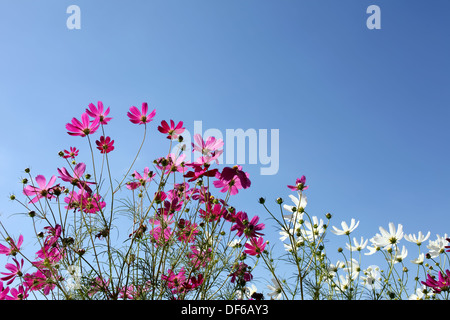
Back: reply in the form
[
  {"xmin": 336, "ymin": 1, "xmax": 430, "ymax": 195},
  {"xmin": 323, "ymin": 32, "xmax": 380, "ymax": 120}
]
[
  {"xmin": 28, "ymin": 211, "xmax": 36, "ymax": 218},
  {"xmin": 258, "ymin": 197, "xmax": 265, "ymax": 204},
  {"xmin": 326, "ymin": 213, "xmax": 332, "ymax": 219},
  {"xmin": 24, "ymin": 168, "xmax": 30, "ymax": 173},
  {"xmin": 276, "ymin": 197, "xmax": 283, "ymax": 204}
]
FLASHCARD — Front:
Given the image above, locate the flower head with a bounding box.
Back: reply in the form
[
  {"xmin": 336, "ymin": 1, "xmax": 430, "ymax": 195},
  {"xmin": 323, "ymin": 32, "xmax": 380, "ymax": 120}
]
[
  {"xmin": 370, "ymin": 222, "xmax": 404, "ymax": 250},
  {"xmin": 23, "ymin": 175, "xmax": 58, "ymax": 203},
  {"xmin": 158, "ymin": 120, "xmax": 185, "ymax": 140},
  {"xmin": 95, "ymin": 136, "xmax": 115, "ymax": 154},
  {"xmin": 244, "ymin": 237, "xmax": 266, "ymax": 256},
  {"xmin": 191, "ymin": 134, "xmax": 223, "ymax": 164},
  {"xmin": 0, "ymin": 258, "xmax": 24, "ymax": 285},
  {"xmin": 267, "ymin": 278, "xmax": 283, "ymax": 300},
  {"xmin": 57, "ymin": 162, "xmax": 95, "ymax": 194},
  {"xmin": 0, "ymin": 235, "xmax": 23, "ymax": 256},
  {"xmin": 404, "ymin": 231, "xmax": 430, "ymax": 246},
  {"xmin": 331, "ymin": 218, "xmax": 360, "ymax": 236},
  {"xmin": 66, "ymin": 112, "xmax": 100, "ymax": 137},
  {"xmin": 62, "ymin": 147, "xmax": 79, "ymax": 159},
  {"xmin": 85, "ymin": 101, "xmax": 112, "ymax": 125},
  {"xmin": 287, "ymin": 175, "xmax": 309, "ymax": 191},
  {"xmin": 127, "ymin": 102, "xmax": 156, "ymax": 125},
  {"xmin": 421, "ymin": 270, "xmax": 450, "ymax": 293}
]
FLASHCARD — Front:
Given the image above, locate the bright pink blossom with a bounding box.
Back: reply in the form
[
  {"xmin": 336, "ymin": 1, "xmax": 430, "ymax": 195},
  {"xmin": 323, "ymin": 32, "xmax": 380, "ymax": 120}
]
[
  {"xmin": 230, "ymin": 211, "xmax": 265, "ymax": 238},
  {"xmin": 287, "ymin": 175, "xmax": 309, "ymax": 191},
  {"xmin": 126, "ymin": 167, "xmax": 156, "ymax": 190},
  {"xmin": 62, "ymin": 147, "xmax": 79, "ymax": 159},
  {"xmin": 95, "ymin": 136, "xmax": 115, "ymax": 154},
  {"xmin": 199, "ymin": 202, "xmax": 226, "ymax": 222},
  {"xmin": 85, "ymin": 101, "xmax": 112, "ymax": 125},
  {"xmin": 176, "ymin": 219, "xmax": 199, "ymax": 244},
  {"xmin": 421, "ymin": 269, "xmax": 450, "ymax": 293},
  {"xmin": 23, "ymin": 269, "xmax": 56, "ymax": 295},
  {"xmin": 244, "ymin": 237, "xmax": 266, "ymax": 256},
  {"xmin": 156, "ymin": 153, "xmax": 188, "ymax": 174},
  {"xmin": 184, "ymin": 162, "xmax": 218, "ymax": 182},
  {"xmin": 6, "ymin": 285, "xmax": 28, "ymax": 300},
  {"xmin": 1, "ymin": 258, "xmax": 24, "ymax": 285},
  {"xmin": 0, "ymin": 235, "xmax": 23, "ymax": 256},
  {"xmin": 0, "ymin": 282, "xmax": 9, "ymax": 300},
  {"xmin": 229, "ymin": 262, "xmax": 253, "ymax": 283},
  {"xmin": 214, "ymin": 166, "xmax": 250, "ymax": 195},
  {"xmin": 64, "ymin": 189, "xmax": 105, "ymax": 214},
  {"xmin": 158, "ymin": 120, "xmax": 185, "ymax": 140},
  {"xmin": 127, "ymin": 102, "xmax": 156, "ymax": 125},
  {"xmin": 218, "ymin": 165, "xmax": 251, "ymax": 190},
  {"xmin": 58, "ymin": 162, "xmax": 95, "ymax": 194},
  {"xmin": 66, "ymin": 112, "xmax": 100, "ymax": 137},
  {"xmin": 23, "ymin": 175, "xmax": 58, "ymax": 204}
]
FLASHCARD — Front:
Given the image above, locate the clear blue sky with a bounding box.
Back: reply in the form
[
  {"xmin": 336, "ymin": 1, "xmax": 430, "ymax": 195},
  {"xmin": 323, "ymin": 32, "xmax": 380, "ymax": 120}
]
[{"xmin": 0, "ymin": 0, "xmax": 449, "ymax": 297}]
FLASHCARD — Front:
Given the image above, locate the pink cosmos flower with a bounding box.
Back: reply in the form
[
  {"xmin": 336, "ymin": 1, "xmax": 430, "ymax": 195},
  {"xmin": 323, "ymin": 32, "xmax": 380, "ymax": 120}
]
[
  {"xmin": 183, "ymin": 162, "xmax": 218, "ymax": 182},
  {"xmin": 23, "ymin": 175, "xmax": 58, "ymax": 204},
  {"xmin": 149, "ymin": 226, "xmax": 173, "ymax": 247},
  {"xmin": 87, "ymin": 277, "xmax": 110, "ymax": 297},
  {"xmin": 126, "ymin": 167, "xmax": 156, "ymax": 190},
  {"xmin": 176, "ymin": 219, "xmax": 199, "ymax": 244},
  {"xmin": 0, "ymin": 235, "xmax": 23, "ymax": 256},
  {"xmin": 1, "ymin": 258, "xmax": 24, "ymax": 285},
  {"xmin": 161, "ymin": 268, "xmax": 187, "ymax": 292},
  {"xmin": 156, "ymin": 153, "xmax": 188, "ymax": 174},
  {"xmin": 95, "ymin": 136, "xmax": 115, "ymax": 154},
  {"xmin": 158, "ymin": 120, "xmax": 185, "ymax": 140},
  {"xmin": 244, "ymin": 237, "xmax": 266, "ymax": 256},
  {"xmin": 127, "ymin": 102, "xmax": 156, "ymax": 125},
  {"xmin": 188, "ymin": 246, "xmax": 212, "ymax": 269},
  {"xmin": 6, "ymin": 285, "xmax": 29, "ymax": 300},
  {"xmin": 199, "ymin": 202, "xmax": 226, "ymax": 222},
  {"xmin": 33, "ymin": 242, "xmax": 64, "ymax": 269},
  {"xmin": 62, "ymin": 147, "xmax": 79, "ymax": 159},
  {"xmin": 214, "ymin": 166, "xmax": 250, "ymax": 195},
  {"xmin": 192, "ymin": 134, "xmax": 224, "ymax": 157},
  {"xmin": 230, "ymin": 211, "xmax": 265, "ymax": 238},
  {"xmin": 218, "ymin": 165, "xmax": 251, "ymax": 190},
  {"xmin": 66, "ymin": 112, "xmax": 100, "ymax": 137},
  {"xmin": 229, "ymin": 262, "xmax": 253, "ymax": 283},
  {"xmin": 57, "ymin": 162, "xmax": 95, "ymax": 194},
  {"xmin": 287, "ymin": 175, "xmax": 309, "ymax": 191},
  {"xmin": 421, "ymin": 269, "xmax": 450, "ymax": 293},
  {"xmin": 64, "ymin": 189, "xmax": 105, "ymax": 214},
  {"xmin": 0, "ymin": 282, "xmax": 9, "ymax": 300},
  {"xmin": 23, "ymin": 270, "xmax": 56, "ymax": 295},
  {"xmin": 85, "ymin": 101, "xmax": 112, "ymax": 125}
]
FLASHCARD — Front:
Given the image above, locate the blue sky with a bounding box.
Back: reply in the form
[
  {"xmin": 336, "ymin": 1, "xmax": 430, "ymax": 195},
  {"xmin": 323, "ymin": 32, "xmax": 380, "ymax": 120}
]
[{"xmin": 0, "ymin": 0, "xmax": 450, "ymax": 297}]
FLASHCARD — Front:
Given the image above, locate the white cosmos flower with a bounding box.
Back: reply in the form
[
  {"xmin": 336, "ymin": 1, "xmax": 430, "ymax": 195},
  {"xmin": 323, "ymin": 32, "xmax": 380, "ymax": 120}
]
[
  {"xmin": 279, "ymin": 227, "xmax": 293, "ymax": 242},
  {"xmin": 404, "ymin": 231, "xmax": 430, "ymax": 246},
  {"xmin": 267, "ymin": 278, "xmax": 283, "ymax": 300},
  {"xmin": 331, "ymin": 218, "xmax": 360, "ymax": 236},
  {"xmin": 370, "ymin": 222, "xmax": 404, "ymax": 249},
  {"xmin": 346, "ymin": 236, "xmax": 368, "ymax": 252},
  {"xmin": 361, "ymin": 265, "xmax": 382, "ymax": 290},
  {"xmin": 364, "ymin": 244, "xmax": 381, "ymax": 256},
  {"xmin": 283, "ymin": 193, "xmax": 307, "ymax": 222},
  {"xmin": 393, "ymin": 245, "xmax": 408, "ymax": 264},
  {"xmin": 426, "ymin": 233, "xmax": 448, "ymax": 258},
  {"xmin": 411, "ymin": 253, "xmax": 425, "ymax": 265},
  {"xmin": 325, "ymin": 260, "xmax": 345, "ymax": 278},
  {"xmin": 303, "ymin": 216, "xmax": 325, "ymax": 242}
]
